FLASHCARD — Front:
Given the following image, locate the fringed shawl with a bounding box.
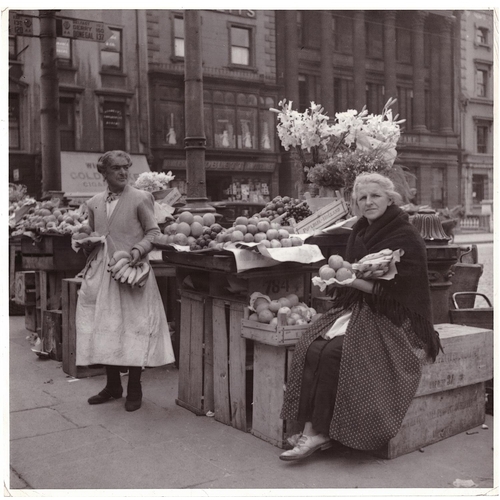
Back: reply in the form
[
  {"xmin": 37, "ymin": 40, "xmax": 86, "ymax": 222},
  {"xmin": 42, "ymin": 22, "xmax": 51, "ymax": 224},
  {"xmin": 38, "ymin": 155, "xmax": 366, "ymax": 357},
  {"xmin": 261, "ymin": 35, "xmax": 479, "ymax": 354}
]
[{"xmin": 329, "ymin": 205, "xmax": 442, "ymax": 361}]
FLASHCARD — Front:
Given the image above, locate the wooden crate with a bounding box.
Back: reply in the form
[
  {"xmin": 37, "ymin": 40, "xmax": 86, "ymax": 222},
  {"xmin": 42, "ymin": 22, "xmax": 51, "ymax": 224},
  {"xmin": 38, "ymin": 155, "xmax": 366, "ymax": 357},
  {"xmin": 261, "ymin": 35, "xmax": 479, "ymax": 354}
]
[
  {"xmin": 24, "ymin": 305, "xmax": 38, "ymax": 332},
  {"xmin": 61, "ymin": 278, "xmax": 105, "ymax": 378},
  {"xmin": 212, "ymin": 298, "xmax": 249, "ymax": 431},
  {"xmin": 21, "ymin": 234, "xmax": 87, "ymax": 271},
  {"xmin": 175, "ymin": 289, "xmax": 214, "ymax": 416},
  {"xmin": 42, "ymin": 310, "xmax": 63, "ymax": 361},
  {"xmin": 294, "ymin": 199, "xmax": 348, "ymax": 234},
  {"xmin": 14, "ymin": 271, "xmax": 36, "ymax": 305},
  {"xmin": 241, "ymin": 309, "xmax": 308, "ymax": 347}
]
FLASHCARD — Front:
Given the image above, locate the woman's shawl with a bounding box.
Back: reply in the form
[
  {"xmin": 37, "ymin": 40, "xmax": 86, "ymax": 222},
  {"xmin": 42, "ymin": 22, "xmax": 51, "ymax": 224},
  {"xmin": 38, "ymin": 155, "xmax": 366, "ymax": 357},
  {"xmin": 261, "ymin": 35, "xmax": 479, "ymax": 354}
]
[{"xmin": 331, "ymin": 204, "xmax": 442, "ymax": 361}]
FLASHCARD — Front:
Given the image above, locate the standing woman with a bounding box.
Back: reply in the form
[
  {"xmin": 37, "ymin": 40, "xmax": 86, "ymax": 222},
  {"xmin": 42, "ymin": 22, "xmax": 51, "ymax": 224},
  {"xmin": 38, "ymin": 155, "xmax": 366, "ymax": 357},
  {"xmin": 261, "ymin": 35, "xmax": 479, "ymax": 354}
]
[
  {"xmin": 76, "ymin": 150, "xmax": 175, "ymax": 412},
  {"xmin": 279, "ymin": 172, "xmax": 442, "ymax": 460}
]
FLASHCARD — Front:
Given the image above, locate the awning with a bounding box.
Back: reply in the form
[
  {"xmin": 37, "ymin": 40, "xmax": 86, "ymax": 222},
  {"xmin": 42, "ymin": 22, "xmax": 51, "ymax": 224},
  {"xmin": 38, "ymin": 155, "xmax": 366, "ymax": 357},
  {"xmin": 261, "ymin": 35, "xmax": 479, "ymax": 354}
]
[{"xmin": 61, "ymin": 151, "xmax": 151, "ymax": 198}]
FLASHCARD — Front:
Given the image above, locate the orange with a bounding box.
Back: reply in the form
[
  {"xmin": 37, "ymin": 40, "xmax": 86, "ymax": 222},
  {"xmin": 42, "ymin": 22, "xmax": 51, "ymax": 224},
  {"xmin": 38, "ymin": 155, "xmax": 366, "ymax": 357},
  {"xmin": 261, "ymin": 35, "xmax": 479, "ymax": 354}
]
[
  {"xmin": 248, "ymin": 312, "xmax": 259, "ymax": 322},
  {"xmin": 203, "ymin": 213, "xmax": 216, "ymax": 226},
  {"xmin": 328, "ymin": 254, "xmax": 344, "ymax": 270},
  {"xmin": 256, "ymin": 302, "xmax": 271, "ymax": 314},
  {"xmin": 270, "ymin": 239, "xmax": 281, "ymax": 248},
  {"xmin": 335, "ymin": 267, "xmax": 354, "ymax": 282},
  {"xmin": 234, "ymin": 224, "xmax": 247, "ymax": 234},
  {"xmin": 177, "ymin": 222, "xmax": 191, "ymax": 236},
  {"xmin": 243, "ymin": 233, "xmax": 254, "ymax": 243},
  {"xmin": 235, "ymin": 216, "xmax": 249, "ymax": 226},
  {"xmin": 257, "ymin": 220, "xmax": 270, "ymax": 233},
  {"xmin": 193, "ymin": 215, "xmax": 204, "ymax": 225},
  {"xmin": 268, "ymin": 300, "xmax": 281, "ymax": 313},
  {"xmin": 342, "ymin": 260, "xmax": 353, "ymax": 270},
  {"xmin": 254, "ymin": 297, "xmax": 270, "ymax": 309},
  {"xmin": 253, "ymin": 232, "xmax": 267, "ymax": 243},
  {"xmin": 266, "ymin": 229, "xmax": 279, "ymax": 240},
  {"xmin": 177, "ymin": 211, "xmax": 194, "ymax": 225},
  {"xmin": 278, "ymin": 297, "xmax": 292, "ymax": 308},
  {"xmin": 231, "ymin": 230, "xmax": 244, "ymax": 242},
  {"xmin": 190, "ymin": 221, "xmax": 204, "ymax": 238},
  {"xmin": 258, "ymin": 309, "xmax": 275, "ymax": 324},
  {"xmin": 286, "ymin": 294, "xmax": 300, "ymax": 306},
  {"xmin": 174, "ymin": 233, "xmax": 188, "ymax": 245},
  {"xmin": 290, "ymin": 237, "xmax": 303, "ymax": 246},
  {"xmin": 319, "ymin": 265, "xmax": 336, "ymax": 281}
]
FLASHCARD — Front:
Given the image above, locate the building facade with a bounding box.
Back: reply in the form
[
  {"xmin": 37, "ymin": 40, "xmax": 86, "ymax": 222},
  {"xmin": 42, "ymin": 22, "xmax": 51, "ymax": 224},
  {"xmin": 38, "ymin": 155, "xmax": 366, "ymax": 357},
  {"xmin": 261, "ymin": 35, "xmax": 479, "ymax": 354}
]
[
  {"xmin": 455, "ymin": 10, "xmax": 494, "ymax": 216},
  {"xmin": 9, "ymin": 10, "xmax": 151, "ymax": 199}
]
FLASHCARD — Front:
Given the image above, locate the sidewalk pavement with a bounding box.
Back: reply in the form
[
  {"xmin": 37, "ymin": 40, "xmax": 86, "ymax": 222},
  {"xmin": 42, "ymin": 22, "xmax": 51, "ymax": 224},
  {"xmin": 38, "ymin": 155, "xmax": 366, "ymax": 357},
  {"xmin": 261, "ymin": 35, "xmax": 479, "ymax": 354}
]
[{"xmin": 6, "ymin": 315, "xmax": 495, "ymax": 495}]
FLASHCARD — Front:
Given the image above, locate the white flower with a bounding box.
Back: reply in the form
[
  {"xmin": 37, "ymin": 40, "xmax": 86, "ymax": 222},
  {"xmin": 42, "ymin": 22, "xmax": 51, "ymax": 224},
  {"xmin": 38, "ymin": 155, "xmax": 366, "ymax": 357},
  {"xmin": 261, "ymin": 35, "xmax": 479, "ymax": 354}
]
[{"xmin": 134, "ymin": 171, "xmax": 175, "ymax": 192}]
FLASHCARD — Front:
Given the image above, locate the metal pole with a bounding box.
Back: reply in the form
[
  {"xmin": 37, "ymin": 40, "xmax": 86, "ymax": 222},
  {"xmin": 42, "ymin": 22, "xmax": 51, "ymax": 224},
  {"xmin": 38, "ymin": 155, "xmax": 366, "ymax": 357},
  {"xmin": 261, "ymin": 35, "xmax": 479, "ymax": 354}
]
[
  {"xmin": 183, "ymin": 10, "xmax": 214, "ymax": 213},
  {"xmin": 39, "ymin": 10, "xmax": 61, "ymax": 195}
]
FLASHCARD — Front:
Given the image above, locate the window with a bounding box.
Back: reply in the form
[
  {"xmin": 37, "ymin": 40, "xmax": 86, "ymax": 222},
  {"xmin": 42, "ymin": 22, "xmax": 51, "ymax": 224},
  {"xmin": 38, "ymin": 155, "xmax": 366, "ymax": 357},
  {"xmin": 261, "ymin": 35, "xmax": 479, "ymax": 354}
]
[
  {"xmin": 476, "ymin": 27, "xmax": 488, "ymax": 45},
  {"xmin": 396, "ymin": 26, "xmax": 411, "ymax": 63},
  {"xmin": 103, "ymin": 101, "xmax": 126, "ymax": 151},
  {"xmin": 431, "ymin": 166, "xmax": 446, "ymax": 208},
  {"xmin": 366, "ymin": 83, "xmax": 384, "ymax": 114},
  {"xmin": 472, "ymin": 174, "xmax": 486, "ymax": 204},
  {"xmin": 333, "ymin": 14, "xmax": 353, "ymax": 54},
  {"xmin": 173, "ymin": 15, "xmax": 184, "ymax": 58},
  {"xmin": 9, "ymin": 36, "xmax": 16, "ymax": 60},
  {"xmin": 334, "ymin": 77, "xmax": 354, "ymax": 112},
  {"xmin": 397, "ymin": 86, "xmax": 413, "ymax": 129},
  {"xmin": 56, "ymin": 37, "xmax": 72, "ymax": 65},
  {"xmin": 476, "ymin": 122, "xmax": 490, "ymax": 154},
  {"xmin": 9, "ymin": 93, "xmax": 20, "ymax": 149},
  {"xmin": 297, "ymin": 11, "xmax": 303, "ymax": 47},
  {"xmin": 230, "ymin": 26, "xmax": 251, "ymax": 66},
  {"xmin": 101, "ymin": 28, "xmax": 122, "ymax": 71},
  {"xmin": 366, "ymin": 17, "xmax": 383, "ymax": 59},
  {"xmin": 476, "ymin": 68, "xmax": 488, "ymax": 97},
  {"xmin": 301, "ymin": 11, "xmax": 321, "ymax": 49},
  {"xmin": 59, "ymin": 97, "xmax": 75, "ymax": 151}
]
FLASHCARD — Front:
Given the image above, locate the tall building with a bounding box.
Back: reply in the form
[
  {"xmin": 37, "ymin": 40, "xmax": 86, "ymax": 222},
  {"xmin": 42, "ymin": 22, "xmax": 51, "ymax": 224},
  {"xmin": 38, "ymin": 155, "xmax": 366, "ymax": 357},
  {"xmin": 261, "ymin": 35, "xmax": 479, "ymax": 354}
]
[
  {"xmin": 9, "ymin": 10, "xmax": 151, "ymax": 200},
  {"xmin": 455, "ymin": 10, "xmax": 494, "ymax": 216}
]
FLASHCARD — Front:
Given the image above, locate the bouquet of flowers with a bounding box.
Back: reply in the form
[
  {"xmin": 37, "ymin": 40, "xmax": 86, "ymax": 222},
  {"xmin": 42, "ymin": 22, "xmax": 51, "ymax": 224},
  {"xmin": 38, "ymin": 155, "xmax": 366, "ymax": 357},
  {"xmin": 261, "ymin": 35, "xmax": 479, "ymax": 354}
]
[
  {"xmin": 134, "ymin": 171, "xmax": 175, "ymax": 193},
  {"xmin": 271, "ymin": 98, "xmax": 405, "ymax": 194}
]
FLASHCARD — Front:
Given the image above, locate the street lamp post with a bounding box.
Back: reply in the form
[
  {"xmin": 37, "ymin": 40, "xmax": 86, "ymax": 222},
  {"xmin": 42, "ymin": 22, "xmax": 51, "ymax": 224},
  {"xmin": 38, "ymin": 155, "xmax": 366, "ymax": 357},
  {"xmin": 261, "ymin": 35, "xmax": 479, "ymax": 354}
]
[
  {"xmin": 182, "ymin": 10, "xmax": 214, "ymax": 213},
  {"xmin": 39, "ymin": 10, "xmax": 62, "ymax": 196}
]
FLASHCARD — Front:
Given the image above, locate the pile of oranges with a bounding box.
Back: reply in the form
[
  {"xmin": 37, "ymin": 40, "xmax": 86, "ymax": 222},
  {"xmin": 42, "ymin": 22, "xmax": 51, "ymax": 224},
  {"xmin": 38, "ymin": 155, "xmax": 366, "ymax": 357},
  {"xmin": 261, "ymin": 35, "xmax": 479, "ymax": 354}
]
[{"xmin": 318, "ymin": 254, "xmax": 354, "ymax": 282}]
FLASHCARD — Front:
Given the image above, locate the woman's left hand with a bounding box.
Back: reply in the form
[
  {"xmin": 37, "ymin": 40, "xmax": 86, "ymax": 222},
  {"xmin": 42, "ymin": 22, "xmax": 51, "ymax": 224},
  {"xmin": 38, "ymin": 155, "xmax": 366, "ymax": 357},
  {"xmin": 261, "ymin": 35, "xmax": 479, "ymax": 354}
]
[{"xmin": 129, "ymin": 248, "xmax": 142, "ymax": 267}]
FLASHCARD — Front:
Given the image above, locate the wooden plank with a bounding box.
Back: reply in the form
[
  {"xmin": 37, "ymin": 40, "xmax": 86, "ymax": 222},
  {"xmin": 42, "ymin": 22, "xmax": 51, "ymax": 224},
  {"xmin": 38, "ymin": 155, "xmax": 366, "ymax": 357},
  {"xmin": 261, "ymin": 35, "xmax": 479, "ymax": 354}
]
[
  {"xmin": 24, "ymin": 305, "xmax": 37, "ymax": 332},
  {"xmin": 417, "ymin": 324, "xmax": 493, "ymax": 397},
  {"xmin": 228, "ymin": 301, "xmax": 247, "ymax": 431},
  {"xmin": 61, "ymin": 279, "xmax": 70, "ymax": 374},
  {"xmin": 66, "ymin": 278, "xmax": 79, "ymax": 377},
  {"xmin": 14, "ymin": 271, "xmax": 36, "ymax": 305},
  {"xmin": 187, "ymin": 295, "xmax": 205, "ymax": 411},
  {"xmin": 377, "ymin": 382, "xmax": 485, "ymax": 459},
  {"xmin": 42, "ymin": 310, "xmax": 62, "ymax": 361},
  {"xmin": 212, "ymin": 298, "xmax": 231, "ymax": 425},
  {"xmin": 203, "ymin": 297, "xmax": 214, "ymax": 413},
  {"xmin": 177, "ymin": 293, "xmax": 195, "ymax": 405},
  {"xmin": 251, "ymin": 343, "xmax": 287, "ymax": 447}
]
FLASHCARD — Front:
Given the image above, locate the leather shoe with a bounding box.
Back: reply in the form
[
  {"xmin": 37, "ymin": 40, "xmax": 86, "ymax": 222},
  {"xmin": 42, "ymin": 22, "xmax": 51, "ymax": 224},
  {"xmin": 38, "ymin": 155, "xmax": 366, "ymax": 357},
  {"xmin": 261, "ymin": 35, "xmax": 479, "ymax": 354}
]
[
  {"xmin": 280, "ymin": 434, "xmax": 333, "ymax": 461},
  {"xmin": 125, "ymin": 397, "xmax": 142, "ymax": 412},
  {"xmin": 88, "ymin": 387, "xmax": 122, "ymax": 405}
]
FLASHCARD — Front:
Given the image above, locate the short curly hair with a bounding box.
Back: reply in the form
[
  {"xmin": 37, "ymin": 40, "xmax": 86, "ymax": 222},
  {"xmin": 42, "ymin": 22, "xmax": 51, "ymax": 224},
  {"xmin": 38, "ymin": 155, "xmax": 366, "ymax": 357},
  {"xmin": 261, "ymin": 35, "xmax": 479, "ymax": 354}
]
[
  {"xmin": 97, "ymin": 150, "xmax": 132, "ymax": 175},
  {"xmin": 350, "ymin": 172, "xmax": 403, "ymax": 217}
]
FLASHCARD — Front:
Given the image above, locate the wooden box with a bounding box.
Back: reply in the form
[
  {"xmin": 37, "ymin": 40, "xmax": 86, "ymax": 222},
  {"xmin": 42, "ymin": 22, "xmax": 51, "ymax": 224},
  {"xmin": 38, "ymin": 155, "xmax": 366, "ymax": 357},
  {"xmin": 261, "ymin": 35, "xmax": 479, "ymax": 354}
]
[
  {"xmin": 42, "ymin": 310, "xmax": 63, "ymax": 361},
  {"xmin": 21, "ymin": 235, "xmax": 87, "ymax": 271},
  {"xmin": 211, "ymin": 297, "xmax": 250, "ymax": 431},
  {"xmin": 241, "ymin": 309, "xmax": 308, "ymax": 347},
  {"xmin": 294, "ymin": 199, "xmax": 348, "ymax": 234},
  {"xmin": 14, "ymin": 271, "xmax": 36, "ymax": 305},
  {"xmin": 175, "ymin": 289, "xmax": 214, "ymax": 416},
  {"xmin": 61, "ymin": 278, "xmax": 105, "ymax": 378}
]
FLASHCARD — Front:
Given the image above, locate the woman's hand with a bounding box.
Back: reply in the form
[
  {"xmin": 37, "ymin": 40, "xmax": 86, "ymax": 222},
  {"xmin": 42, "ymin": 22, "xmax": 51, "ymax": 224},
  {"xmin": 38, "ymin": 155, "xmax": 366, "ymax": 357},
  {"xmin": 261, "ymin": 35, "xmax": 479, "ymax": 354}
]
[
  {"xmin": 349, "ymin": 278, "xmax": 375, "ymax": 293},
  {"xmin": 129, "ymin": 248, "xmax": 142, "ymax": 267},
  {"xmin": 79, "ymin": 239, "xmax": 101, "ymax": 254}
]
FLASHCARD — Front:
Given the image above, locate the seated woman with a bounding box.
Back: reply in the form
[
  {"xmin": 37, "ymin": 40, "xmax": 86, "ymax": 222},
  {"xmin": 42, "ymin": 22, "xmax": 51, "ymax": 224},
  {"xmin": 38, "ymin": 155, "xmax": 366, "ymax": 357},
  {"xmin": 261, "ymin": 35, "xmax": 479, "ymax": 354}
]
[{"xmin": 279, "ymin": 172, "xmax": 442, "ymax": 461}]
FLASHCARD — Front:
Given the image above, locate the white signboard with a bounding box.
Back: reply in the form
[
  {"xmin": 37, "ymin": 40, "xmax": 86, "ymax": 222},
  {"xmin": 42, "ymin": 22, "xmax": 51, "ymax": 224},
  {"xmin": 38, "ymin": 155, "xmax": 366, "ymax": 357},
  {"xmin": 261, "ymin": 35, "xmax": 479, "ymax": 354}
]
[{"xmin": 61, "ymin": 152, "xmax": 151, "ymax": 199}]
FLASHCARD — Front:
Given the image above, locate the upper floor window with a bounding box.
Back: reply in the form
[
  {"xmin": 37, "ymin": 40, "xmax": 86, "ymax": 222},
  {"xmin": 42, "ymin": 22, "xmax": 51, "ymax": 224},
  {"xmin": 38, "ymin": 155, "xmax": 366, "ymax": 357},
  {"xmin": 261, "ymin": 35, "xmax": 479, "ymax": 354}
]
[
  {"xmin": 297, "ymin": 11, "xmax": 303, "ymax": 46},
  {"xmin": 101, "ymin": 28, "xmax": 122, "ymax": 71},
  {"xmin": 475, "ymin": 120, "xmax": 491, "ymax": 154},
  {"xmin": 9, "ymin": 36, "xmax": 16, "ymax": 60},
  {"xmin": 9, "ymin": 93, "xmax": 20, "ymax": 149},
  {"xmin": 230, "ymin": 25, "xmax": 252, "ymax": 66},
  {"xmin": 59, "ymin": 97, "xmax": 75, "ymax": 151},
  {"xmin": 300, "ymin": 11, "xmax": 321, "ymax": 49},
  {"xmin": 103, "ymin": 101, "xmax": 126, "ymax": 151},
  {"xmin": 173, "ymin": 15, "xmax": 184, "ymax": 58},
  {"xmin": 472, "ymin": 174, "xmax": 486, "ymax": 203},
  {"xmin": 56, "ymin": 37, "xmax": 72, "ymax": 66},
  {"xmin": 476, "ymin": 27, "xmax": 488, "ymax": 45},
  {"xmin": 396, "ymin": 26, "xmax": 411, "ymax": 63},
  {"xmin": 431, "ymin": 166, "xmax": 446, "ymax": 209},
  {"xmin": 475, "ymin": 67, "xmax": 489, "ymax": 98},
  {"xmin": 366, "ymin": 17, "xmax": 383, "ymax": 59},
  {"xmin": 333, "ymin": 14, "xmax": 353, "ymax": 54}
]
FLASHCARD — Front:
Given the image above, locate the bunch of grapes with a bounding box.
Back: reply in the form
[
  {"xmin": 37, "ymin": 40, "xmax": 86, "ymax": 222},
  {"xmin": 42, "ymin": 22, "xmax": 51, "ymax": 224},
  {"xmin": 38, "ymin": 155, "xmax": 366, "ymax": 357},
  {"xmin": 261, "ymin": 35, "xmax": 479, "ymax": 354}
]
[{"xmin": 283, "ymin": 203, "xmax": 312, "ymax": 225}]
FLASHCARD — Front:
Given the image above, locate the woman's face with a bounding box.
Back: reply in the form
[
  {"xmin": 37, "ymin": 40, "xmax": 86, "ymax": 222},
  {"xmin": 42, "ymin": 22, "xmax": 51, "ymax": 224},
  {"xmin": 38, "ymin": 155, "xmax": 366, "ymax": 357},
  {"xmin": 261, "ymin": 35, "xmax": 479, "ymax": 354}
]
[
  {"xmin": 356, "ymin": 182, "xmax": 392, "ymax": 224},
  {"xmin": 104, "ymin": 158, "xmax": 130, "ymax": 192}
]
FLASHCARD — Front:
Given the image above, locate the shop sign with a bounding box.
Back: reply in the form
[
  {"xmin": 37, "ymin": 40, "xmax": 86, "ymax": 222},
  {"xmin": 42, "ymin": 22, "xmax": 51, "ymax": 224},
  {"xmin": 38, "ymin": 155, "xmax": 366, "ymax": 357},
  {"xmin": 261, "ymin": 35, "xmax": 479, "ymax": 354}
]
[
  {"xmin": 162, "ymin": 159, "xmax": 275, "ymax": 172},
  {"xmin": 9, "ymin": 12, "xmax": 34, "ymax": 36},
  {"xmin": 213, "ymin": 9, "xmax": 256, "ymax": 18},
  {"xmin": 61, "ymin": 151, "xmax": 150, "ymax": 197}
]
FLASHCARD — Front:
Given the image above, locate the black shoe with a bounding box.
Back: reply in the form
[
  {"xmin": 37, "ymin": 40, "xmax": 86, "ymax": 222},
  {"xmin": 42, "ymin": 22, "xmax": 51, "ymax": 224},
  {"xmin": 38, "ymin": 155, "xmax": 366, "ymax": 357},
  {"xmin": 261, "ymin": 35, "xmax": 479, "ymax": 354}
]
[
  {"xmin": 88, "ymin": 387, "xmax": 123, "ymax": 405},
  {"xmin": 125, "ymin": 396, "xmax": 142, "ymax": 412}
]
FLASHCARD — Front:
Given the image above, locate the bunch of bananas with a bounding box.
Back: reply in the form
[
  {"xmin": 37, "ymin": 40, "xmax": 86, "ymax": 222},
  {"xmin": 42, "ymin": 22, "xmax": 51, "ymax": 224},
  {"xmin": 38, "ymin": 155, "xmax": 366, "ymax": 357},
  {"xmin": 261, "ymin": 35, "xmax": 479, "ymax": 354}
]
[
  {"xmin": 352, "ymin": 249, "xmax": 394, "ymax": 279},
  {"xmin": 107, "ymin": 250, "xmax": 151, "ymax": 288}
]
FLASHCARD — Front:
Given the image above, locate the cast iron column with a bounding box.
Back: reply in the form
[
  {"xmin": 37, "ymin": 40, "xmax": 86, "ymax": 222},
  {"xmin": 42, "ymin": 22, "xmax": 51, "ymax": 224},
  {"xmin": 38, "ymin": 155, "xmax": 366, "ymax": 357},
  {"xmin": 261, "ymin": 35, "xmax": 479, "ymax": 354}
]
[
  {"xmin": 383, "ymin": 11, "xmax": 398, "ymax": 114},
  {"xmin": 439, "ymin": 16, "xmax": 454, "ymax": 134},
  {"xmin": 39, "ymin": 10, "xmax": 61, "ymax": 195},
  {"xmin": 412, "ymin": 12, "xmax": 428, "ymax": 132},
  {"xmin": 183, "ymin": 10, "xmax": 213, "ymax": 212},
  {"xmin": 353, "ymin": 11, "xmax": 366, "ymax": 111}
]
